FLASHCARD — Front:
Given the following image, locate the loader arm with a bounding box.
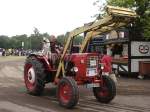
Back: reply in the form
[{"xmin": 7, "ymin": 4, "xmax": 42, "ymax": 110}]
[{"xmin": 55, "ymin": 6, "xmax": 137, "ymax": 80}]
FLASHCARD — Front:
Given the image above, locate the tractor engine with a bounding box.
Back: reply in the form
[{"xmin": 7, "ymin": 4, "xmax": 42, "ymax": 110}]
[{"xmin": 66, "ymin": 53, "xmax": 101, "ymax": 85}]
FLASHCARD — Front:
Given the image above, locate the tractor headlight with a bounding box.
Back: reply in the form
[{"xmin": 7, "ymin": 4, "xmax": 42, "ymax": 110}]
[
  {"xmin": 71, "ymin": 67, "xmax": 78, "ymax": 72},
  {"xmin": 73, "ymin": 67, "xmax": 78, "ymax": 72},
  {"xmin": 101, "ymin": 66, "xmax": 104, "ymax": 70},
  {"xmin": 99, "ymin": 63, "xmax": 104, "ymax": 70}
]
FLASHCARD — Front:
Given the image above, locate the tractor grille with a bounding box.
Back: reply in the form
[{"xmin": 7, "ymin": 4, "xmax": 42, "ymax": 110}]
[
  {"xmin": 86, "ymin": 56, "xmax": 98, "ymax": 77},
  {"xmin": 87, "ymin": 56, "xmax": 98, "ymax": 68}
]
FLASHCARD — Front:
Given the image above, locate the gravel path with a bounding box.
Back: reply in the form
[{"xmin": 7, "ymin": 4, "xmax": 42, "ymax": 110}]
[{"xmin": 0, "ymin": 57, "xmax": 150, "ymax": 112}]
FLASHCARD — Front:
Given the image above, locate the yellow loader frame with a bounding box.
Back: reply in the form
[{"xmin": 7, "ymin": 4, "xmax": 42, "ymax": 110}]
[{"xmin": 55, "ymin": 6, "xmax": 137, "ymax": 81}]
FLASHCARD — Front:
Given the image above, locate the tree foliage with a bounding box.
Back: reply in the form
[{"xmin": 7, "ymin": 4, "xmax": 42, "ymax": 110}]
[
  {"xmin": 0, "ymin": 28, "xmax": 83, "ymax": 50},
  {"xmin": 107, "ymin": 0, "xmax": 135, "ymax": 8},
  {"xmin": 57, "ymin": 33, "xmax": 83, "ymax": 46},
  {"xmin": 0, "ymin": 28, "xmax": 47, "ymax": 50},
  {"xmin": 57, "ymin": 34, "xmax": 66, "ymax": 45},
  {"xmin": 0, "ymin": 35, "xmax": 10, "ymax": 49}
]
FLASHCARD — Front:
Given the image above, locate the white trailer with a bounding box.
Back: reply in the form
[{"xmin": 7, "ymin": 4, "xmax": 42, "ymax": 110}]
[{"xmin": 112, "ymin": 40, "xmax": 150, "ymax": 78}]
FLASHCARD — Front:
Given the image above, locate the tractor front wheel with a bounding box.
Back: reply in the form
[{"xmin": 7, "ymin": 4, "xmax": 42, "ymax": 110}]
[
  {"xmin": 93, "ymin": 75, "xmax": 116, "ymax": 103},
  {"xmin": 24, "ymin": 56, "xmax": 46, "ymax": 96},
  {"xmin": 57, "ymin": 77, "xmax": 79, "ymax": 108}
]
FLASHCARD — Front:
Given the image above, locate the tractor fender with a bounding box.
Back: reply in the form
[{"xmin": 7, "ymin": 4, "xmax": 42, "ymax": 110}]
[{"xmin": 27, "ymin": 54, "xmax": 52, "ymax": 71}]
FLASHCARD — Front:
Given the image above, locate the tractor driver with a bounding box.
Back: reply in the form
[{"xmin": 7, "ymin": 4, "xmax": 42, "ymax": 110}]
[
  {"xmin": 50, "ymin": 35, "xmax": 63, "ymax": 54},
  {"xmin": 49, "ymin": 35, "xmax": 63, "ymax": 68}
]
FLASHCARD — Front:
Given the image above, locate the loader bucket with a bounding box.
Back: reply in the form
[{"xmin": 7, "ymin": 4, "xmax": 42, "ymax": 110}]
[{"xmin": 106, "ymin": 5, "xmax": 137, "ymax": 18}]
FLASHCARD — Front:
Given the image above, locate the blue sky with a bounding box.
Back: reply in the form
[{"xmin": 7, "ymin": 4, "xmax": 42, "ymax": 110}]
[{"xmin": 0, "ymin": 0, "xmax": 106, "ymax": 36}]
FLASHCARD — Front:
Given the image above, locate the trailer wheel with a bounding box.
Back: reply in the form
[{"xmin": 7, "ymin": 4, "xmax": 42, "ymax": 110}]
[
  {"xmin": 24, "ymin": 57, "xmax": 46, "ymax": 95},
  {"xmin": 57, "ymin": 77, "xmax": 79, "ymax": 108},
  {"xmin": 93, "ymin": 75, "xmax": 116, "ymax": 103}
]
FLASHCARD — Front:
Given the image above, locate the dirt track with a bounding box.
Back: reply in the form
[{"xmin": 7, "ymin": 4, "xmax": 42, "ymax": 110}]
[{"xmin": 0, "ymin": 56, "xmax": 150, "ymax": 112}]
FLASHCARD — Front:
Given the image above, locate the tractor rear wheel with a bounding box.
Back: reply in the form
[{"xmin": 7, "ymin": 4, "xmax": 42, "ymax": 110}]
[
  {"xmin": 24, "ymin": 56, "xmax": 46, "ymax": 95},
  {"xmin": 57, "ymin": 77, "xmax": 79, "ymax": 108},
  {"xmin": 93, "ymin": 75, "xmax": 116, "ymax": 103}
]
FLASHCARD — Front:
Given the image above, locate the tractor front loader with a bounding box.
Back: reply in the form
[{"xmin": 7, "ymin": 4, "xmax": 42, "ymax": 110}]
[{"xmin": 24, "ymin": 6, "xmax": 136, "ymax": 108}]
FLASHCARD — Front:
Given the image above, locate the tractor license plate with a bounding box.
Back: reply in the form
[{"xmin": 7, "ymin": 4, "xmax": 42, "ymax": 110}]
[
  {"xmin": 87, "ymin": 68, "xmax": 97, "ymax": 76},
  {"xmin": 86, "ymin": 83, "xmax": 100, "ymax": 88}
]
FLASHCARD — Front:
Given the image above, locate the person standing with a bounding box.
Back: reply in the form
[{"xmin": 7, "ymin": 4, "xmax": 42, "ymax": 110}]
[
  {"xmin": 101, "ymin": 49, "xmax": 117, "ymax": 83},
  {"xmin": 101, "ymin": 49, "xmax": 112, "ymax": 75},
  {"xmin": 42, "ymin": 37, "xmax": 51, "ymax": 57}
]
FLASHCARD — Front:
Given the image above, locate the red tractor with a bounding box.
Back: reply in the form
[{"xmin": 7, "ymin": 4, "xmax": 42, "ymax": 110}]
[{"xmin": 24, "ymin": 6, "xmax": 136, "ymax": 108}]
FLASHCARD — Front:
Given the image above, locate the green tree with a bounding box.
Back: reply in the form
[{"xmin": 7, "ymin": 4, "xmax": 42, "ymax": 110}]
[
  {"xmin": 33, "ymin": 27, "xmax": 40, "ymax": 37},
  {"xmin": 106, "ymin": 0, "xmax": 135, "ymax": 8},
  {"xmin": 0, "ymin": 35, "xmax": 10, "ymax": 48},
  {"xmin": 57, "ymin": 34, "xmax": 66, "ymax": 45},
  {"xmin": 10, "ymin": 34, "xmax": 28, "ymax": 49},
  {"xmin": 57, "ymin": 33, "xmax": 83, "ymax": 46},
  {"xmin": 74, "ymin": 35, "xmax": 83, "ymax": 45},
  {"xmin": 42, "ymin": 32, "xmax": 50, "ymax": 38},
  {"xmin": 29, "ymin": 28, "xmax": 48, "ymax": 50},
  {"xmin": 29, "ymin": 35, "xmax": 43, "ymax": 50}
]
